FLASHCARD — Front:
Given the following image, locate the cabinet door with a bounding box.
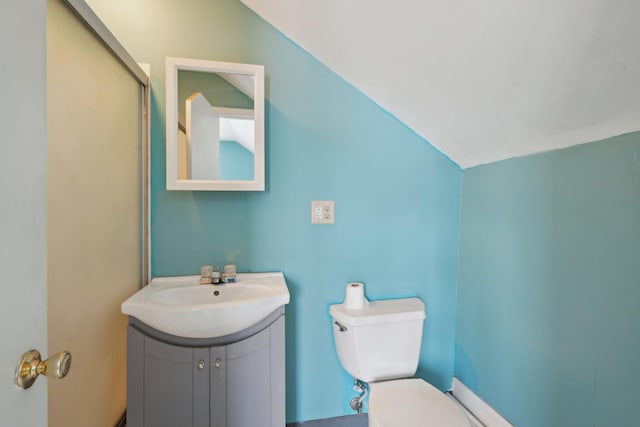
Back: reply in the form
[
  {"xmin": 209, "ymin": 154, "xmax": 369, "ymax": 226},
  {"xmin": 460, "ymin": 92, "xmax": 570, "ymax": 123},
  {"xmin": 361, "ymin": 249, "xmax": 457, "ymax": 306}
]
[
  {"xmin": 210, "ymin": 345, "xmax": 227, "ymax": 426},
  {"xmin": 142, "ymin": 334, "xmax": 209, "ymax": 427},
  {"xmin": 224, "ymin": 317, "xmax": 285, "ymax": 427}
]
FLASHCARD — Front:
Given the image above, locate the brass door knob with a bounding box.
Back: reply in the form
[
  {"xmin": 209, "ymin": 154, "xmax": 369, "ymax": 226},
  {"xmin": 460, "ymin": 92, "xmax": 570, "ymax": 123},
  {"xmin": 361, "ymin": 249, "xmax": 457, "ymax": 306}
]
[{"xmin": 15, "ymin": 349, "xmax": 72, "ymax": 389}]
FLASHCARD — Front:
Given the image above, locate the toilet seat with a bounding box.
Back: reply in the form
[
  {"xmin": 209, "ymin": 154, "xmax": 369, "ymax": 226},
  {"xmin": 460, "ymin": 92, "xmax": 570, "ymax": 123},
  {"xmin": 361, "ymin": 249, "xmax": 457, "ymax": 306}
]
[{"xmin": 368, "ymin": 378, "xmax": 471, "ymax": 427}]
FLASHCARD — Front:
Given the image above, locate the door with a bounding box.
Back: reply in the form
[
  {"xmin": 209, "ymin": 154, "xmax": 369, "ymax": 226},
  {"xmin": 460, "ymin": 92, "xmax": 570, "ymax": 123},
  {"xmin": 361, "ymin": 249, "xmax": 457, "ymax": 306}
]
[
  {"xmin": 127, "ymin": 328, "xmax": 210, "ymax": 427},
  {"xmin": 0, "ymin": 0, "xmax": 48, "ymax": 425},
  {"xmin": 0, "ymin": 0, "xmax": 148, "ymax": 424},
  {"xmin": 224, "ymin": 317, "xmax": 285, "ymax": 427}
]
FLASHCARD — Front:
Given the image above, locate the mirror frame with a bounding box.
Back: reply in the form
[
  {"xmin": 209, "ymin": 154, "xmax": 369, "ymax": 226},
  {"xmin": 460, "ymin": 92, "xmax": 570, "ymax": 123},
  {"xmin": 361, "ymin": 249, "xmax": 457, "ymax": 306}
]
[{"xmin": 165, "ymin": 57, "xmax": 265, "ymax": 191}]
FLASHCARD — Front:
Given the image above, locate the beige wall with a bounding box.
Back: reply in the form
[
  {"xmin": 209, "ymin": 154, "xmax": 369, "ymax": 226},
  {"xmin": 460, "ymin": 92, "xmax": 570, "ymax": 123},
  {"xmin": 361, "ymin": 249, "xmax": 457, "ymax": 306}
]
[{"xmin": 47, "ymin": 0, "xmax": 143, "ymax": 425}]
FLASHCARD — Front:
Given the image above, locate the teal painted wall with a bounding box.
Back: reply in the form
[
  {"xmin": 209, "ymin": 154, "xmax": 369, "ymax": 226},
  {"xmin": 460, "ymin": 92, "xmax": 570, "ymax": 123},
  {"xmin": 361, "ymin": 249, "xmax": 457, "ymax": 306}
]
[
  {"xmin": 87, "ymin": 0, "xmax": 462, "ymax": 422},
  {"xmin": 456, "ymin": 132, "xmax": 640, "ymax": 426}
]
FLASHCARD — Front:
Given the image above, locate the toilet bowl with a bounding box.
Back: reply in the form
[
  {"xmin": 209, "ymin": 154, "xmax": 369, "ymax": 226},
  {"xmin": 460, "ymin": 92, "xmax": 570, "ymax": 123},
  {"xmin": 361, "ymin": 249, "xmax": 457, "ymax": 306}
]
[
  {"xmin": 330, "ymin": 293, "xmax": 471, "ymax": 427},
  {"xmin": 368, "ymin": 379, "xmax": 470, "ymax": 427}
]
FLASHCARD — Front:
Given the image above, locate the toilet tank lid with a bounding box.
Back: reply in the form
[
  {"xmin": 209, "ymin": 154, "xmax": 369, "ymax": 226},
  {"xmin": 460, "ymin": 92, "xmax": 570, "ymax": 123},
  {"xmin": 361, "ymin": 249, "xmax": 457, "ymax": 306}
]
[{"xmin": 330, "ymin": 298, "xmax": 425, "ymax": 326}]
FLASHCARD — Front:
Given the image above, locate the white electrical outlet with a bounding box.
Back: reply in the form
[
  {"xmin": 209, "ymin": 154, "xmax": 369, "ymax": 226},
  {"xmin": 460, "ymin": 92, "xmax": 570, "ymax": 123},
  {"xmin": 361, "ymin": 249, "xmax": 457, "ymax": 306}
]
[{"xmin": 311, "ymin": 200, "xmax": 335, "ymax": 224}]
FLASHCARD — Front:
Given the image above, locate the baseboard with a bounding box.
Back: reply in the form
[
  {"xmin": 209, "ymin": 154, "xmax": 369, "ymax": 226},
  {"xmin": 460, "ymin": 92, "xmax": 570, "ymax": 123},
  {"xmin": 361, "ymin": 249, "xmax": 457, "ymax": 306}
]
[
  {"xmin": 114, "ymin": 410, "xmax": 126, "ymax": 427},
  {"xmin": 446, "ymin": 393, "xmax": 485, "ymax": 427},
  {"xmin": 451, "ymin": 378, "xmax": 514, "ymax": 427},
  {"xmin": 286, "ymin": 413, "xmax": 368, "ymax": 427}
]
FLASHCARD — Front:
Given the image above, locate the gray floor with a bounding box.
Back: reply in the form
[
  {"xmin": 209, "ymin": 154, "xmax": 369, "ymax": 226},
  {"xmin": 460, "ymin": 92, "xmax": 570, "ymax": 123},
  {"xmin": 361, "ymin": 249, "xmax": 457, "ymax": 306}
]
[{"xmin": 287, "ymin": 414, "xmax": 368, "ymax": 427}]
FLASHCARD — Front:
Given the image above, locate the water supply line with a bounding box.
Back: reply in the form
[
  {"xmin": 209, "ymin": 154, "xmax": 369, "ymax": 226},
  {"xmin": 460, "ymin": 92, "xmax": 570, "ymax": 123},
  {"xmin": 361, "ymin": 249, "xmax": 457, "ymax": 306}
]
[{"xmin": 350, "ymin": 379, "xmax": 368, "ymax": 413}]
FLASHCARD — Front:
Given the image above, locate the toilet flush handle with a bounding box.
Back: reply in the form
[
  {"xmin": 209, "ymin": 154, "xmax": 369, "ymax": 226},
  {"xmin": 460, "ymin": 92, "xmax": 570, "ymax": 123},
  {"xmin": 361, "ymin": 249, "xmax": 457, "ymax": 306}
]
[{"xmin": 334, "ymin": 321, "xmax": 348, "ymax": 332}]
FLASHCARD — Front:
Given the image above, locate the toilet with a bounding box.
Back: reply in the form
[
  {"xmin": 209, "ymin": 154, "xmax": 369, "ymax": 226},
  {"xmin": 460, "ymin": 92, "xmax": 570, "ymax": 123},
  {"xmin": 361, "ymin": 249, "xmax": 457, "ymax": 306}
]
[{"xmin": 330, "ymin": 296, "xmax": 471, "ymax": 427}]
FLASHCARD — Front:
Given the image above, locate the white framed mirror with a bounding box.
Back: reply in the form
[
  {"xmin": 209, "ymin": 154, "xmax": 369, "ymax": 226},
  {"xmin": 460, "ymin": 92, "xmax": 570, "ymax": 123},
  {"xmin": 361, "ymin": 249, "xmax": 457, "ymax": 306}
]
[{"xmin": 166, "ymin": 57, "xmax": 265, "ymax": 191}]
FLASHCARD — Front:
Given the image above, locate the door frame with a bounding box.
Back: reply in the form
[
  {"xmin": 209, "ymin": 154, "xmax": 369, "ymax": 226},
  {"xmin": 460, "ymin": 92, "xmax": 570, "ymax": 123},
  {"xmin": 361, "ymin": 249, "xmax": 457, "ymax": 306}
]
[{"xmin": 63, "ymin": 0, "xmax": 151, "ymax": 284}]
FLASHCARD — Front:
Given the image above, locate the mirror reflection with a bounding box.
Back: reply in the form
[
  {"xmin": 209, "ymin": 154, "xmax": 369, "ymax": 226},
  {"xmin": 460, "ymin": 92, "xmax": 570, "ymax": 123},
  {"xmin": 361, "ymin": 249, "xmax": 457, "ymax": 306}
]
[
  {"xmin": 166, "ymin": 58, "xmax": 265, "ymax": 191},
  {"xmin": 177, "ymin": 70, "xmax": 255, "ymax": 181}
]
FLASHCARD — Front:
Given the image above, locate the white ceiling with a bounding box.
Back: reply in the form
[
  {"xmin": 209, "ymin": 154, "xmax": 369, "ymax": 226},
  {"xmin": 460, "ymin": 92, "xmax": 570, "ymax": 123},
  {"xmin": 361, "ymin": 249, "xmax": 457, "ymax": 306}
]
[{"xmin": 240, "ymin": 0, "xmax": 640, "ymax": 168}]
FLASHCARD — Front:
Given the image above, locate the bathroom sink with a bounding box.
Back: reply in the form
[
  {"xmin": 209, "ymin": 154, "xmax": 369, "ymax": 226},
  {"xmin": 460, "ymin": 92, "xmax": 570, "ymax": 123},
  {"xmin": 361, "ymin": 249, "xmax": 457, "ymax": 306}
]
[
  {"xmin": 149, "ymin": 283, "xmax": 272, "ymax": 305},
  {"xmin": 121, "ymin": 272, "xmax": 289, "ymax": 338}
]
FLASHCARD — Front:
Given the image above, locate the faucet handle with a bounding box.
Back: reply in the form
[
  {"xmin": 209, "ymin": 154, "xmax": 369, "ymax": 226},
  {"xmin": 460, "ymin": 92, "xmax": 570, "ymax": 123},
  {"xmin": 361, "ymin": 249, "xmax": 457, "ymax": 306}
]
[
  {"xmin": 221, "ymin": 264, "xmax": 237, "ymax": 283},
  {"xmin": 200, "ymin": 265, "xmax": 213, "ymax": 284}
]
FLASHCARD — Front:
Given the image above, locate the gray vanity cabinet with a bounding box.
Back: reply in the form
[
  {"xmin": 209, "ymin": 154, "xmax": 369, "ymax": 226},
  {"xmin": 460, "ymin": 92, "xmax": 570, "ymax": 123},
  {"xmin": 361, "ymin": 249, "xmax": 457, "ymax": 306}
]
[{"xmin": 126, "ymin": 310, "xmax": 285, "ymax": 427}]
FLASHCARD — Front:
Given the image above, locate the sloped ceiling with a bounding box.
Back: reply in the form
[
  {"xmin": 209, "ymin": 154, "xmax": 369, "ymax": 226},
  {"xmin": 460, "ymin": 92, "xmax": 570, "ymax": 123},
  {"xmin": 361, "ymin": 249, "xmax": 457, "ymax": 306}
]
[{"xmin": 240, "ymin": 0, "xmax": 640, "ymax": 168}]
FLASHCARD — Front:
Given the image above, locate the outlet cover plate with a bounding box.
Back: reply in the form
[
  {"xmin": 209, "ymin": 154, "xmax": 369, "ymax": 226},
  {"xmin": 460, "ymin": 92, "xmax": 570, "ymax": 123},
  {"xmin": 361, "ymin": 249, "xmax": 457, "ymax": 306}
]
[{"xmin": 311, "ymin": 200, "xmax": 335, "ymax": 224}]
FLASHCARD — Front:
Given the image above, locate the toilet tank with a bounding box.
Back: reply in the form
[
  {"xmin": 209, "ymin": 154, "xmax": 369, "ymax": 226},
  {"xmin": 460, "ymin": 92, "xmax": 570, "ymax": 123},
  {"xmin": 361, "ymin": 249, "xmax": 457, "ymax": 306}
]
[{"xmin": 330, "ymin": 298, "xmax": 425, "ymax": 382}]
